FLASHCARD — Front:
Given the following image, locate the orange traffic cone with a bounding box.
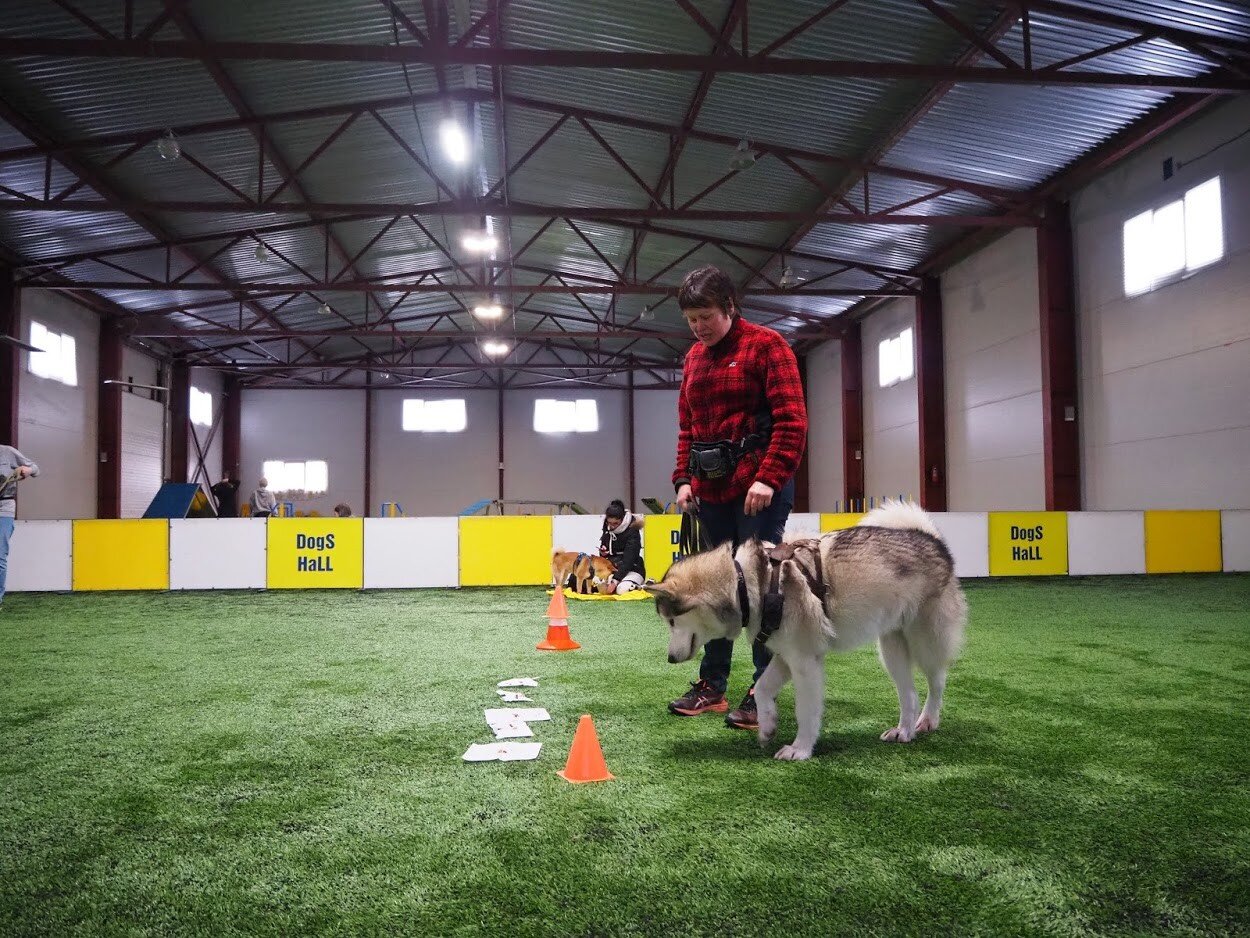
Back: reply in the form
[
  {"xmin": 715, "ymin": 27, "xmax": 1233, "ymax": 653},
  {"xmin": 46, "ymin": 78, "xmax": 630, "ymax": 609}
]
[
  {"xmin": 538, "ymin": 586, "xmax": 580, "ymax": 651},
  {"xmin": 557, "ymin": 714, "xmax": 614, "ymax": 784}
]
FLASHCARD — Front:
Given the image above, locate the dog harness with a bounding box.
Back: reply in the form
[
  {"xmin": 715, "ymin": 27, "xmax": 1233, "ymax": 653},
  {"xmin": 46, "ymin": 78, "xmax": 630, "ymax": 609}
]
[{"xmin": 734, "ymin": 539, "xmax": 828, "ymax": 648}]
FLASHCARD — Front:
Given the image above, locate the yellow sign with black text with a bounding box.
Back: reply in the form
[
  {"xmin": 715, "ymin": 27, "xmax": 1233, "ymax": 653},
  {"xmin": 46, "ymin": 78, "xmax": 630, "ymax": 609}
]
[
  {"xmin": 266, "ymin": 518, "xmax": 364, "ymax": 589},
  {"xmin": 643, "ymin": 514, "xmax": 685, "ymax": 582},
  {"xmin": 989, "ymin": 512, "xmax": 1068, "ymax": 576}
]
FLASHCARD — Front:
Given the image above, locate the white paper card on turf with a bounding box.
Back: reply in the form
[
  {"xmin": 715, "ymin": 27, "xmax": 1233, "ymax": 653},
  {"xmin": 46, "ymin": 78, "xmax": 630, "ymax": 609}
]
[
  {"xmin": 496, "ymin": 691, "xmax": 531, "ymax": 702},
  {"xmin": 489, "ymin": 721, "xmax": 534, "ymax": 740},
  {"xmin": 485, "ymin": 708, "xmax": 551, "ymax": 723},
  {"xmin": 497, "ymin": 678, "xmax": 539, "ymax": 687},
  {"xmin": 462, "ymin": 742, "xmax": 542, "ymax": 762}
]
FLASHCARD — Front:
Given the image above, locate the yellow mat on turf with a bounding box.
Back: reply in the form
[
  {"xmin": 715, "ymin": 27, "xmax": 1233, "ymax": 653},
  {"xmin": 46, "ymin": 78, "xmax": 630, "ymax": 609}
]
[{"xmin": 545, "ymin": 587, "xmax": 651, "ymax": 601}]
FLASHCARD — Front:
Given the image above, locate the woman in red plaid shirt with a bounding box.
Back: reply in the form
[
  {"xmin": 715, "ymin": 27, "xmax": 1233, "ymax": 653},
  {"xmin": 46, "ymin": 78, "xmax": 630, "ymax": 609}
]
[{"xmin": 666, "ymin": 265, "xmax": 808, "ymax": 729}]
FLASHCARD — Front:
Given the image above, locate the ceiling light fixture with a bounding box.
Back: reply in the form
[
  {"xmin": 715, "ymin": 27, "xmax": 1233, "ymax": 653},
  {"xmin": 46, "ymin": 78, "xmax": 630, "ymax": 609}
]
[
  {"xmin": 779, "ymin": 265, "xmax": 799, "ymax": 288},
  {"xmin": 462, "ymin": 232, "xmax": 498, "ymax": 252},
  {"xmin": 729, "ymin": 139, "xmax": 757, "ymax": 171},
  {"xmin": 440, "ymin": 120, "xmax": 469, "ymax": 164},
  {"xmin": 156, "ymin": 129, "xmax": 181, "ymax": 161},
  {"xmin": 254, "ymin": 242, "xmax": 270, "ymax": 264},
  {"xmin": 473, "ymin": 303, "xmax": 505, "ymax": 320},
  {"xmin": 481, "ymin": 340, "xmax": 510, "ymax": 357},
  {"xmin": 318, "ymin": 302, "xmax": 333, "ymax": 316}
]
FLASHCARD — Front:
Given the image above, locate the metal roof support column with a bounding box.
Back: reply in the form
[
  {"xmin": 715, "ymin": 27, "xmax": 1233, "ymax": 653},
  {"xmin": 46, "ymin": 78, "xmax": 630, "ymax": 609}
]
[
  {"xmin": 840, "ymin": 322, "xmax": 864, "ymax": 512},
  {"xmin": 0, "ymin": 266, "xmax": 18, "ymax": 445},
  {"xmin": 364, "ymin": 372, "xmax": 373, "ymax": 518},
  {"xmin": 221, "ymin": 377, "xmax": 241, "ymax": 480},
  {"xmin": 97, "ymin": 319, "xmax": 123, "ymax": 519},
  {"xmin": 169, "ymin": 359, "xmax": 190, "ymax": 483},
  {"xmin": 916, "ymin": 276, "xmax": 947, "ymax": 511},
  {"xmin": 1037, "ymin": 200, "xmax": 1081, "ymax": 510}
]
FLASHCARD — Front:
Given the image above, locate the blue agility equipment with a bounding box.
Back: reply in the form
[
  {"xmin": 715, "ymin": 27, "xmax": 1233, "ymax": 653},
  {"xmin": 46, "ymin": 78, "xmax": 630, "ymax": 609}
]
[{"xmin": 143, "ymin": 483, "xmax": 216, "ymax": 519}]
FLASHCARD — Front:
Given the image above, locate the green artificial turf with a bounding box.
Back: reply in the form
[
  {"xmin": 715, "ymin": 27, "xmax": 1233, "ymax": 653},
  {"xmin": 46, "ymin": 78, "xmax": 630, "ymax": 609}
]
[{"xmin": 1, "ymin": 576, "xmax": 1248, "ymax": 937}]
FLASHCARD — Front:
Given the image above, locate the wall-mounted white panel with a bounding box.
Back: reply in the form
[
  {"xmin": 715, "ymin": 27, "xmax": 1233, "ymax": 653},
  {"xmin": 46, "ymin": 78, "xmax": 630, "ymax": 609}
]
[
  {"xmin": 1222, "ymin": 510, "xmax": 1250, "ymax": 572},
  {"xmin": 1067, "ymin": 512, "xmax": 1146, "ymax": 576},
  {"xmin": 784, "ymin": 513, "xmax": 822, "ymax": 539},
  {"xmin": 16, "ymin": 290, "xmax": 99, "ymax": 520},
  {"xmin": 552, "ymin": 514, "xmax": 607, "ymax": 554},
  {"xmin": 930, "ymin": 512, "xmax": 989, "ymax": 579},
  {"xmin": 363, "ymin": 517, "xmax": 459, "ymax": 588},
  {"xmin": 169, "ymin": 519, "xmax": 267, "ymax": 590},
  {"xmin": 6, "ymin": 521, "xmax": 72, "ymax": 591},
  {"xmin": 121, "ymin": 392, "xmax": 164, "ymax": 519},
  {"xmin": 862, "ymin": 299, "xmax": 919, "ymax": 502},
  {"xmin": 188, "ymin": 367, "xmax": 225, "ymax": 490},
  {"xmin": 806, "ymin": 339, "xmax": 844, "ymax": 510},
  {"xmin": 634, "ymin": 389, "xmax": 681, "ymax": 513}
]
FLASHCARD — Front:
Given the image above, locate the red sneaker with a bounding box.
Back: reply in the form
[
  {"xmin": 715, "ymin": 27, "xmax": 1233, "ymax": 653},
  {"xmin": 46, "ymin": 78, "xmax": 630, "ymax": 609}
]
[{"xmin": 668, "ymin": 679, "xmax": 728, "ymax": 716}]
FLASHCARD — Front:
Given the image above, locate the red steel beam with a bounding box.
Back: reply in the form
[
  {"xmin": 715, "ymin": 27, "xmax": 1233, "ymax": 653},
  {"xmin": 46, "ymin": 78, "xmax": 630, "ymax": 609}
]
[
  {"xmin": 0, "ymin": 38, "xmax": 1245, "ymax": 91},
  {"xmin": 221, "ymin": 376, "xmax": 241, "ymax": 478},
  {"xmin": 169, "ymin": 359, "xmax": 190, "ymax": 483},
  {"xmin": 840, "ymin": 321, "xmax": 865, "ymax": 509},
  {"xmin": 915, "ymin": 276, "xmax": 946, "ymax": 511},
  {"xmin": 0, "ymin": 265, "xmax": 18, "ymax": 444},
  {"xmin": 1037, "ymin": 200, "xmax": 1080, "ymax": 511},
  {"xmin": 97, "ymin": 319, "xmax": 123, "ymax": 518}
]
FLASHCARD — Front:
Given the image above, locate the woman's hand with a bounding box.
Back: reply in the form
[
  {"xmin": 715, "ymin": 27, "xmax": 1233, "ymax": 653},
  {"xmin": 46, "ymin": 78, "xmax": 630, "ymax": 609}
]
[
  {"xmin": 676, "ymin": 484, "xmax": 694, "ymax": 512},
  {"xmin": 743, "ymin": 481, "xmax": 774, "ymax": 517}
]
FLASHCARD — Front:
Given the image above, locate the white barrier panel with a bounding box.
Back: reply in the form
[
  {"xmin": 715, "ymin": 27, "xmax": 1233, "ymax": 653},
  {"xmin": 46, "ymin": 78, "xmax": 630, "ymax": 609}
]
[
  {"xmin": 784, "ymin": 513, "xmax": 822, "ymax": 539},
  {"xmin": 170, "ymin": 519, "xmax": 267, "ymax": 590},
  {"xmin": 1222, "ymin": 510, "xmax": 1250, "ymax": 573},
  {"xmin": 931, "ymin": 513, "xmax": 989, "ymax": 579},
  {"xmin": 552, "ymin": 514, "xmax": 606, "ymax": 554},
  {"xmin": 7, "ymin": 521, "xmax": 73, "ymax": 592},
  {"xmin": 364, "ymin": 517, "xmax": 459, "ymax": 588},
  {"xmin": 1067, "ymin": 512, "xmax": 1146, "ymax": 575}
]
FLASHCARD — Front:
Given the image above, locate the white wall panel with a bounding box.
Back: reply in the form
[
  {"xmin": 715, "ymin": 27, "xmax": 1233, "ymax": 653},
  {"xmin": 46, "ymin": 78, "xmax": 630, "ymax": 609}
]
[
  {"xmin": 942, "ymin": 228, "xmax": 1044, "ymax": 510},
  {"xmin": 371, "ymin": 389, "xmax": 497, "ymax": 517},
  {"xmin": 633, "ymin": 389, "xmax": 680, "ymax": 511},
  {"xmin": 1067, "ymin": 512, "xmax": 1146, "ymax": 576},
  {"xmin": 120, "ymin": 393, "xmax": 163, "ymax": 519},
  {"xmin": 930, "ymin": 512, "xmax": 989, "ymax": 579},
  {"xmin": 15, "ymin": 290, "xmax": 98, "ymax": 520},
  {"xmin": 806, "ymin": 339, "xmax": 844, "ymax": 511},
  {"xmin": 502, "ymin": 389, "xmax": 627, "ymax": 515},
  {"xmin": 188, "ymin": 367, "xmax": 225, "ymax": 492},
  {"xmin": 1074, "ymin": 95, "xmax": 1250, "ymax": 510},
  {"xmin": 552, "ymin": 514, "xmax": 607, "ymax": 554},
  {"xmin": 169, "ymin": 519, "xmax": 267, "ymax": 590},
  {"xmin": 363, "ymin": 517, "xmax": 459, "ymax": 588},
  {"xmin": 862, "ymin": 299, "xmax": 919, "ymax": 502},
  {"xmin": 1222, "ymin": 510, "xmax": 1250, "ymax": 572},
  {"xmin": 5, "ymin": 520, "xmax": 72, "ymax": 592},
  {"xmin": 241, "ymin": 389, "xmax": 366, "ymax": 518}
]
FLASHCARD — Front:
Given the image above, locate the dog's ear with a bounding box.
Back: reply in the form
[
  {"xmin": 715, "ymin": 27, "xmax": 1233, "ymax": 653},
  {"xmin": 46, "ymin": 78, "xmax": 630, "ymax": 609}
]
[{"xmin": 643, "ymin": 582, "xmax": 673, "ymax": 600}]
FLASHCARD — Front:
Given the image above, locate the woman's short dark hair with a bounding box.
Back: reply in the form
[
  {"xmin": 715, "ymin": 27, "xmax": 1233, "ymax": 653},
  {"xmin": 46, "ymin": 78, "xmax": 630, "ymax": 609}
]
[
  {"xmin": 678, "ymin": 265, "xmax": 737, "ymax": 315},
  {"xmin": 605, "ymin": 499, "xmax": 626, "ymax": 520}
]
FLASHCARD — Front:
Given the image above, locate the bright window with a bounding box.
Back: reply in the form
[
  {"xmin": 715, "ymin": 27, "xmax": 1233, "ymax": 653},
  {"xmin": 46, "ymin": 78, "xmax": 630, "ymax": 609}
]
[
  {"xmin": 262, "ymin": 460, "xmax": 328, "ymax": 496},
  {"xmin": 28, "ymin": 321, "xmax": 78, "ymax": 386},
  {"xmin": 877, "ymin": 327, "xmax": 914, "ymax": 388},
  {"xmin": 1123, "ymin": 176, "xmax": 1224, "ymax": 297},
  {"xmin": 534, "ymin": 398, "xmax": 599, "ymax": 433},
  {"xmin": 190, "ymin": 387, "xmax": 213, "ymax": 427},
  {"xmin": 402, "ymin": 398, "xmax": 467, "ymax": 432}
]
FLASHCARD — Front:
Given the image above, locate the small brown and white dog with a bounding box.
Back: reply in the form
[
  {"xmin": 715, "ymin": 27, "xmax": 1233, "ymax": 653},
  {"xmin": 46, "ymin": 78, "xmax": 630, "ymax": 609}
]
[
  {"xmin": 646, "ymin": 501, "xmax": 967, "ymax": 761},
  {"xmin": 552, "ymin": 549, "xmax": 617, "ymax": 594}
]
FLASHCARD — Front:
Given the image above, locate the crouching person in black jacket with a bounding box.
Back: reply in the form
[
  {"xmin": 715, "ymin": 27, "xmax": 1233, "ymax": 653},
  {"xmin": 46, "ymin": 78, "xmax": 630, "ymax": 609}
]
[{"xmin": 599, "ymin": 499, "xmax": 647, "ymax": 595}]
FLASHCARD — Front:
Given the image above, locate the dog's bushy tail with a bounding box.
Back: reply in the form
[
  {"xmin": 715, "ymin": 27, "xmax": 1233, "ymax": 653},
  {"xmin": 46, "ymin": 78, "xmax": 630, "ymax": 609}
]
[{"xmin": 857, "ymin": 498, "xmax": 942, "ymax": 540}]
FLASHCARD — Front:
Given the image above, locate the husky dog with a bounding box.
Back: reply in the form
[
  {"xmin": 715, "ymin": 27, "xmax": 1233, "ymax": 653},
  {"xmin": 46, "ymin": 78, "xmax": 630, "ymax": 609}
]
[{"xmin": 646, "ymin": 501, "xmax": 967, "ymax": 761}]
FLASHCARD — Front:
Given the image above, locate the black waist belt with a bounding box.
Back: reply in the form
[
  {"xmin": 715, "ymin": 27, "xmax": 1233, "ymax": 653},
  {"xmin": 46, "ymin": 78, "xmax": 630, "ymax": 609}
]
[{"xmin": 688, "ymin": 431, "xmax": 769, "ymax": 481}]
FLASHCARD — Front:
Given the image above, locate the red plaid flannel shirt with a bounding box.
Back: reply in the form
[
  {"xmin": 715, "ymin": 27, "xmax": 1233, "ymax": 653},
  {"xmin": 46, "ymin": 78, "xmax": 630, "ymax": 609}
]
[{"xmin": 673, "ymin": 316, "xmax": 808, "ymax": 504}]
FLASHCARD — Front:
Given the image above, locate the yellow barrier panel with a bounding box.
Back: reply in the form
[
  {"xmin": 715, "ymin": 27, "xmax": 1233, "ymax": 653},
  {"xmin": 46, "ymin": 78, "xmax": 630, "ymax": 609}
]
[
  {"xmin": 459, "ymin": 516, "xmax": 552, "ymax": 586},
  {"xmin": 266, "ymin": 518, "xmax": 363, "ymax": 589},
  {"xmin": 820, "ymin": 513, "xmax": 865, "ymax": 532},
  {"xmin": 72, "ymin": 520, "xmax": 169, "ymax": 591},
  {"xmin": 643, "ymin": 514, "xmax": 685, "ymax": 581},
  {"xmin": 1145, "ymin": 511, "xmax": 1222, "ymax": 573},
  {"xmin": 989, "ymin": 512, "xmax": 1068, "ymax": 576}
]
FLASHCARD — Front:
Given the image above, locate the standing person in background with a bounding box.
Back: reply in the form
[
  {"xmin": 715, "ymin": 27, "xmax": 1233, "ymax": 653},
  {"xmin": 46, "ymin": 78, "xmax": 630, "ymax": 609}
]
[
  {"xmin": 0, "ymin": 444, "xmax": 40, "ymax": 609},
  {"xmin": 333, "ymin": 503, "xmax": 352, "ymax": 517},
  {"xmin": 599, "ymin": 499, "xmax": 646, "ymax": 594},
  {"xmin": 249, "ymin": 477, "xmax": 277, "ymax": 518},
  {"xmin": 666, "ymin": 265, "xmax": 808, "ymax": 730},
  {"xmin": 211, "ymin": 476, "xmax": 241, "ymax": 518}
]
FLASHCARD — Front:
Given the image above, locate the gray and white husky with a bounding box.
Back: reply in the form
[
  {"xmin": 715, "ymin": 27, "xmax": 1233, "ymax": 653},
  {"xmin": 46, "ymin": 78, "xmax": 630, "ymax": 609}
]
[{"xmin": 646, "ymin": 501, "xmax": 967, "ymax": 761}]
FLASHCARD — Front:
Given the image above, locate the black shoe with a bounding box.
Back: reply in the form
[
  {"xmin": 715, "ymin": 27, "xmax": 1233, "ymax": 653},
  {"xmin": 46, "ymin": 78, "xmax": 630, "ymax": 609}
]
[{"xmin": 725, "ymin": 687, "xmax": 758, "ymax": 730}]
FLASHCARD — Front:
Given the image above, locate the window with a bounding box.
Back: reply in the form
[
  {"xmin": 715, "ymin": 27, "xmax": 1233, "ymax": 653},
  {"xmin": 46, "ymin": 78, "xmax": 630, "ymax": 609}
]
[
  {"xmin": 1123, "ymin": 176, "xmax": 1224, "ymax": 297},
  {"xmin": 402, "ymin": 398, "xmax": 467, "ymax": 432},
  {"xmin": 877, "ymin": 327, "xmax": 914, "ymax": 388},
  {"xmin": 190, "ymin": 387, "xmax": 213, "ymax": 427},
  {"xmin": 28, "ymin": 321, "xmax": 78, "ymax": 386},
  {"xmin": 262, "ymin": 460, "xmax": 328, "ymax": 496},
  {"xmin": 534, "ymin": 398, "xmax": 599, "ymax": 433}
]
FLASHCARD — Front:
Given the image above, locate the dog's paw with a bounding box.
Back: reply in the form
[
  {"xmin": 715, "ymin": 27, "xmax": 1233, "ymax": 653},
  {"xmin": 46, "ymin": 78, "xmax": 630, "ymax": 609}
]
[
  {"xmin": 879, "ymin": 725, "xmax": 915, "ymax": 743},
  {"xmin": 914, "ymin": 714, "xmax": 939, "ymax": 734},
  {"xmin": 774, "ymin": 744, "xmax": 813, "ymax": 761}
]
